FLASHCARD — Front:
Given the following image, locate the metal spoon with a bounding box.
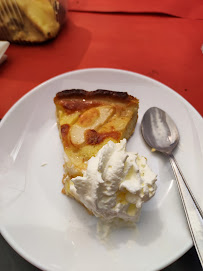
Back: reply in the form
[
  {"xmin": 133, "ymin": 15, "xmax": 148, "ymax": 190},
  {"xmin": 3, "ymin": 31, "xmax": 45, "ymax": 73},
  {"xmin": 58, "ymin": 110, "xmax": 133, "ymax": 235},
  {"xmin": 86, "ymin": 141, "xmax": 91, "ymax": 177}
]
[{"xmin": 141, "ymin": 107, "xmax": 203, "ymax": 268}]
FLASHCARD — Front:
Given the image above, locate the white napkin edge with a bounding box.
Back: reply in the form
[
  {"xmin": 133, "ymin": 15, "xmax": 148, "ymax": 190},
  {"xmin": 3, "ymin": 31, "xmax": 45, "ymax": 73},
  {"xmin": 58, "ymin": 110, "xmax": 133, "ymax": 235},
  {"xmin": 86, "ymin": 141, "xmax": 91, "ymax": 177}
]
[{"xmin": 0, "ymin": 41, "xmax": 10, "ymax": 64}]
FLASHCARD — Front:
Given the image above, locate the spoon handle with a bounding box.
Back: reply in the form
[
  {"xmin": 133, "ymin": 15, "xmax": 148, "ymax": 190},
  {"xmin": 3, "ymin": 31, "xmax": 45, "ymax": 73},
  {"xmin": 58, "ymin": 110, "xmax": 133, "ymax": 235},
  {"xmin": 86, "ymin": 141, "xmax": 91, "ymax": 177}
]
[
  {"xmin": 171, "ymin": 154, "xmax": 203, "ymax": 219},
  {"xmin": 169, "ymin": 155, "xmax": 203, "ymax": 268}
]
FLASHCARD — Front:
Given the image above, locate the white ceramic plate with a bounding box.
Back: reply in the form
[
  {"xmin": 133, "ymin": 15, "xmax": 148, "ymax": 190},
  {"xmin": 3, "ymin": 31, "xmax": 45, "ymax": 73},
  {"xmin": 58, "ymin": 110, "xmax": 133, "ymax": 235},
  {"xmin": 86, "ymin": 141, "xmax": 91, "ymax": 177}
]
[{"xmin": 0, "ymin": 68, "xmax": 203, "ymax": 271}]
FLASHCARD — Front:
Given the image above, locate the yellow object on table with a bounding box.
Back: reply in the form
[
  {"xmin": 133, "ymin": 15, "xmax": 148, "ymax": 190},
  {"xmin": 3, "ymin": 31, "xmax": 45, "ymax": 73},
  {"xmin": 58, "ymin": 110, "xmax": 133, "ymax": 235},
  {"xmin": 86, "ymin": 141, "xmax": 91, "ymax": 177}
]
[{"xmin": 0, "ymin": 0, "xmax": 66, "ymax": 43}]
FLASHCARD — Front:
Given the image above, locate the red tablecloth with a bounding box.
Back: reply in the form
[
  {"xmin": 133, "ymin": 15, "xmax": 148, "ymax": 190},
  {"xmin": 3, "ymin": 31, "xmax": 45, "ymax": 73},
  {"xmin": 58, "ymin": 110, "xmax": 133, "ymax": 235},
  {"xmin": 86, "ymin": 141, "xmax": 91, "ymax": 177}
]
[
  {"xmin": 69, "ymin": 0, "xmax": 203, "ymax": 19},
  {"xmin": 0, "ymin": 10, "xmax": 203, "ymax": 118}
]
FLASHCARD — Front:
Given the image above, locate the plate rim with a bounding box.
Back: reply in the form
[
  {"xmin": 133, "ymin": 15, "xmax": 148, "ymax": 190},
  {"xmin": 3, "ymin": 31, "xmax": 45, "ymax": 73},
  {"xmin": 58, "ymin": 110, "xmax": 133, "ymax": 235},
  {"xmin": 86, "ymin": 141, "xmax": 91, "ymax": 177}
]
[
  {"xmin": 1, "ymin": 68, "xmax": 202, "ymax": 124},
  {"xmin": 1, "ymin": 68, "xmax": 202, "ymax": 271}
]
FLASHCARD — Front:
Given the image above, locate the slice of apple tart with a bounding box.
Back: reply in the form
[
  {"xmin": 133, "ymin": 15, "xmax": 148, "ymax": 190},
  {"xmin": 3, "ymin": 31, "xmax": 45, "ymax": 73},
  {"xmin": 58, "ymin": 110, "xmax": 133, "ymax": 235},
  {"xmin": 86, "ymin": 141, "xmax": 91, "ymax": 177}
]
[{"xmin": 54, "ymin": 89, "xmax": 139, "ymax": 195}]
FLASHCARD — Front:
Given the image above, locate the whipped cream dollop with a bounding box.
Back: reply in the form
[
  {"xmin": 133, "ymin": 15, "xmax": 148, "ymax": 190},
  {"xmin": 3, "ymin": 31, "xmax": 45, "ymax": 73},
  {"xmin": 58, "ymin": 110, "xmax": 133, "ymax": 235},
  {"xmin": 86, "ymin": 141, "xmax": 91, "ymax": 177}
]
[{"xmin": 69, "ymin": 139, "xmax": 157, "ymax": 223}]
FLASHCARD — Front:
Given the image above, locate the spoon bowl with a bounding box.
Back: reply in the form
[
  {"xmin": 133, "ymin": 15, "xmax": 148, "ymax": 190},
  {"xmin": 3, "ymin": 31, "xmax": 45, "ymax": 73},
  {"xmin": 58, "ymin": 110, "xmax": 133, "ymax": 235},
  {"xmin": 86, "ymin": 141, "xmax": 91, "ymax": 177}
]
[{"xmin": 141, "ymin": 107, "xmax": 179, "ymax": 155}]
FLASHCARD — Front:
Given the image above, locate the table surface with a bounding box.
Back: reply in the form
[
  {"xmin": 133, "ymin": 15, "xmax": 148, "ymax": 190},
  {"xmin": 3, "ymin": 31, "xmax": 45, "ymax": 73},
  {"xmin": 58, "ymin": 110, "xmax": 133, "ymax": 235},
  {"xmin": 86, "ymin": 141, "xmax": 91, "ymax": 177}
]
[
  {"xmin": 1, "ymin": 11, "xmax": 203, "ymax": 118},
  {"xmin": 0, "ymin": 1, "xmax": 203, "ymax": 270}
]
